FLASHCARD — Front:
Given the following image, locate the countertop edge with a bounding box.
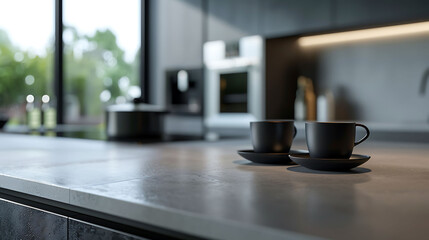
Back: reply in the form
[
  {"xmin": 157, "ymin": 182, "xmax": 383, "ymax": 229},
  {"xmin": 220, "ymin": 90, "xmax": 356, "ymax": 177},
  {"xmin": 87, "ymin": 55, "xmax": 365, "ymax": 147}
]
[
  {"xmin": 68, "ymin": 189, "xmax": 324, "ymax": 240},
  {"xmin": 0, "ymin": 174, "xmax": 323, "ymax": 240}
]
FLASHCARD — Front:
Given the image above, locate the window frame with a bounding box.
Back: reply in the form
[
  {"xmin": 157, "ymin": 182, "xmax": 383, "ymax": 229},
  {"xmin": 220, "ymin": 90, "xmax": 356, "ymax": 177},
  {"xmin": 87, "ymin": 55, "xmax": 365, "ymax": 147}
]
[{"xmin": 54, "ymin": 0, "xmax": 149, "ymax": 124}]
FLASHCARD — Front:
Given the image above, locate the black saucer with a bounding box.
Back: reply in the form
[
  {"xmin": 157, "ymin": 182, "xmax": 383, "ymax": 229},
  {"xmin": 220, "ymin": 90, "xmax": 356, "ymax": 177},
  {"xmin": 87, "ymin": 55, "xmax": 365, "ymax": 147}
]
[
  {"xmin": 237, "ymin": 149, "xmax": 308, "ymax": 165},
  {"xmin": 289, "ymin": 153, "xmax": 371, "ymax": 171}
]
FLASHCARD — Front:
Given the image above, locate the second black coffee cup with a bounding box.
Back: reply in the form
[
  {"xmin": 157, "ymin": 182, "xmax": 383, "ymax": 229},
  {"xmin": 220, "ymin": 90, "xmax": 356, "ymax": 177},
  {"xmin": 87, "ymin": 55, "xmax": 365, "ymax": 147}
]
[
  {"xmin": 251, "ymin": 120, "xmax": 297, "ymax": 153},
  {"xmin": 305, "ymin": 122, "xmax": 370, "ymax": 159}
]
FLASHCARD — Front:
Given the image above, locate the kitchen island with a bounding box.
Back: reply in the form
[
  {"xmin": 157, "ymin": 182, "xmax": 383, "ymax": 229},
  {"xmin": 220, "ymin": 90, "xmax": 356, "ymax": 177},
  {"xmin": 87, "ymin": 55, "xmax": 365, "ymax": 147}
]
[{"xmin": 0, "ymin": 133, "xmax": 428, "ymax": 239}]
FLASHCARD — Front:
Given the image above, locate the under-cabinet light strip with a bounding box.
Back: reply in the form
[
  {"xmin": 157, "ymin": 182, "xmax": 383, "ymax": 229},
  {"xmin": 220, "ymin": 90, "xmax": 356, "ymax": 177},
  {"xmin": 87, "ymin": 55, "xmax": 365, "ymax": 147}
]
[{"xmin": 298, "ymin": 21, "xmax": 429, "ymax": 47}]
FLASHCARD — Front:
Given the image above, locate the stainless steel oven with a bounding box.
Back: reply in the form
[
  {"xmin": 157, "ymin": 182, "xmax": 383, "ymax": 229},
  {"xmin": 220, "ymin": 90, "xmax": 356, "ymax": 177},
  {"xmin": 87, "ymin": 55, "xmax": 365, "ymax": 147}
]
[{"xmin": 204, "ymin": 36, "xmax": 264, "ymax": 139}]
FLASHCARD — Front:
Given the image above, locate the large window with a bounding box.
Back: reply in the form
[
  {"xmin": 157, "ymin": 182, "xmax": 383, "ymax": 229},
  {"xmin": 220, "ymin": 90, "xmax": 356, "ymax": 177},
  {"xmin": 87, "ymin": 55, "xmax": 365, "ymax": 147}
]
[
  {"xmin": 63, "ymin": 0, "xmax": 141, "ymax": 125},
  {"xmin": 0, "ymin": 0, "xmax": 144, "ymax": 134},
  {"xmin": 0, "ymin": 0, "xmax": 54, "ymax": 125}
]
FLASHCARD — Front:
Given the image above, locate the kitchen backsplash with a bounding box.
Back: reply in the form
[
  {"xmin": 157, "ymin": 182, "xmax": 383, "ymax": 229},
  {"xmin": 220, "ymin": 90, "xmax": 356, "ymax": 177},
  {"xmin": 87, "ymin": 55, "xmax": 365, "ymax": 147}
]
[{"xmin": 304, "ymin": 34, "xmax": 429, "ymax": 124}]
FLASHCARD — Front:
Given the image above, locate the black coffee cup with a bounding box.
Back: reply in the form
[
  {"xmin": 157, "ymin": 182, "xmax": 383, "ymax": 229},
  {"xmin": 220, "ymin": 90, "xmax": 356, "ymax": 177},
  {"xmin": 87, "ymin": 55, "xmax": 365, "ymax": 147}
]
[
  {"xmin": 251, "ymin": 120, "xmax": 297, "ymax": 153},
  {"xmin": 305, "ymin": 122, "xmax": 370, "ymax": 159}
]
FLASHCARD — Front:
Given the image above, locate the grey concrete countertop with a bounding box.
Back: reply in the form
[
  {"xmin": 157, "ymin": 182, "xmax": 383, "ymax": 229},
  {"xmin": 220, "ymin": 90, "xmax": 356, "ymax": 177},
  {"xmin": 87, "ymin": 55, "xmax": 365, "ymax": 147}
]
[{"xmin": 0, "ymin": 134, "xmax": 428, "ymax": 239}]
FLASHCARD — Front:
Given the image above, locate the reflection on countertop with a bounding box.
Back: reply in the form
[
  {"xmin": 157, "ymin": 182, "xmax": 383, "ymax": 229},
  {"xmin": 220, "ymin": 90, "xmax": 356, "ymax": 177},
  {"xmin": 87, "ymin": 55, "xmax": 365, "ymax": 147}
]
[
  {"xmin": 1, "ymin": 124, "xmax": 207, "ymax": 143},
  {"xmin": 2, "ymin": 124, "xmax": 107, "ymax": 140}
]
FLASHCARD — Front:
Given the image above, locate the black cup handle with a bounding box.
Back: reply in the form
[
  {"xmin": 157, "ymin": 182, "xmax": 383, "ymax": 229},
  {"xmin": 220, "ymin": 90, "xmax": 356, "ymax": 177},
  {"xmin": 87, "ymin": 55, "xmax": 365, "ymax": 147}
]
[
  {"xmin": 354, "ymin": 123, "xmax": 370, "ymax": 146},
  {"xmin": 293, "ymin": 126, "xmax": 297, "ymax": 138}
]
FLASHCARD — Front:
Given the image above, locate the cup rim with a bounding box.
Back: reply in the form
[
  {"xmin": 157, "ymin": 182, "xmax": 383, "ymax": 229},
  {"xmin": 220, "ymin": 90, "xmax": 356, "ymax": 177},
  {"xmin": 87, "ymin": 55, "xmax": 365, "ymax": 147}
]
[
  {"xmin": 305, "ymin": 121, "xmax": 356, "ymax": 125},
  {"xmin": 251, "ymin": 120, "xmax": 294, "ymax": 124}
]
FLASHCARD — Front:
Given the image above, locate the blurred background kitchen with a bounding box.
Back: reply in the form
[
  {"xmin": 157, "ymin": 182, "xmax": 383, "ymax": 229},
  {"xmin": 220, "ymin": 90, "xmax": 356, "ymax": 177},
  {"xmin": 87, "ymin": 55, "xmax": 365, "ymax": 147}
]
[{"xmin": 1, "ymin": 0, "xmax": 428, "ymax": 142}]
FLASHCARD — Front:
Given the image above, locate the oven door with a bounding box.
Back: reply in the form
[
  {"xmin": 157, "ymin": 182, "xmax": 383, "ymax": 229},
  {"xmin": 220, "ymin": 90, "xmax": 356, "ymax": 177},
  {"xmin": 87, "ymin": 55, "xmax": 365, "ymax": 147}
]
[{"xmin": 204, "ymin": 61, "xmax": 263, "ymax": 130}]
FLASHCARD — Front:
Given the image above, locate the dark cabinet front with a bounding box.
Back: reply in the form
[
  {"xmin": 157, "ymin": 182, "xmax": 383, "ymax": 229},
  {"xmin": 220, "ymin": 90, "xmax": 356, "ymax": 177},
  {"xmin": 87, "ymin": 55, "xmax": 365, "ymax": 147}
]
[
  {"xmin": 0, "ymin": 198, "xmax": 148, "ymax": 240},
  {"xmin": 0, "ymin": 198, "xmax": 67, "ymax": 240},
  {"xmin": 69, "ymin": 218, "xmax": 148, "ymax": 240}
]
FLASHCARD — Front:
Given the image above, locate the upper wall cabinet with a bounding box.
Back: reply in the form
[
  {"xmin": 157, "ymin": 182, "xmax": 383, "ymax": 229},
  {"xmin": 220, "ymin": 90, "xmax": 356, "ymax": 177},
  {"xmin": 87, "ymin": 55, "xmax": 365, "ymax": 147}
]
[
  {"xmin": 207, "ymin": 0, "xmax": 260, "ymax": 41},
  {"xmin": 207, "ymin": 0, "xmax": 332, "ymax": 41},
  {"xmin": 206, "ymin": 0, "xmax": 429, "ymax": 42},
  {"xmin": 260, "ymin": 0, "xmax": 332, "ymax": 37},
  {"xmin": 334, "ymin": 0, "xmax": 429, "ymax": 28}
]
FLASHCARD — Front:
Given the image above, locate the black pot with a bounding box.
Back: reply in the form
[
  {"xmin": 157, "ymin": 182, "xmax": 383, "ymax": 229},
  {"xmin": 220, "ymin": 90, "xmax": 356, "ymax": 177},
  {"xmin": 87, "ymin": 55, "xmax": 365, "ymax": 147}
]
[
  {"xmin": 106, "ymin": 104, "xmax": 167, "ymax": 141},
  {"xmin": 0, "ymin": 116, "xmax": 8, "ymax": 129}
]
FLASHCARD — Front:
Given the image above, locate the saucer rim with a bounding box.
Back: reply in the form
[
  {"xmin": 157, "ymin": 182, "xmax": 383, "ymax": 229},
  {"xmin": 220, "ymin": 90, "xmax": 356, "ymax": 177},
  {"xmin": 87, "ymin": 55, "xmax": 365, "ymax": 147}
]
[
  {"xmin": 237, "ymin": 149, "xmax": 302, "ymax": 165},
  {"xmin": 237, "ymin": 149, "xmax": 308, "ymax": 155},
  {"xmin": 288, "ymin": 153, "xmax": 371, "ymax": 161}
]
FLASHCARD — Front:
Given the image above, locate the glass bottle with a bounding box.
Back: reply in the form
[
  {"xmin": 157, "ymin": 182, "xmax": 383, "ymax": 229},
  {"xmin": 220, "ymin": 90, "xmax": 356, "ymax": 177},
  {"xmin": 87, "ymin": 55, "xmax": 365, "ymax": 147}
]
[
  {"xmin": 26, "ymin": 95, "xmax": 41, "ymax": 130},
  {"xmin": 41, "ymin": 95, "xmax": 57, "ymax": 130}
]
